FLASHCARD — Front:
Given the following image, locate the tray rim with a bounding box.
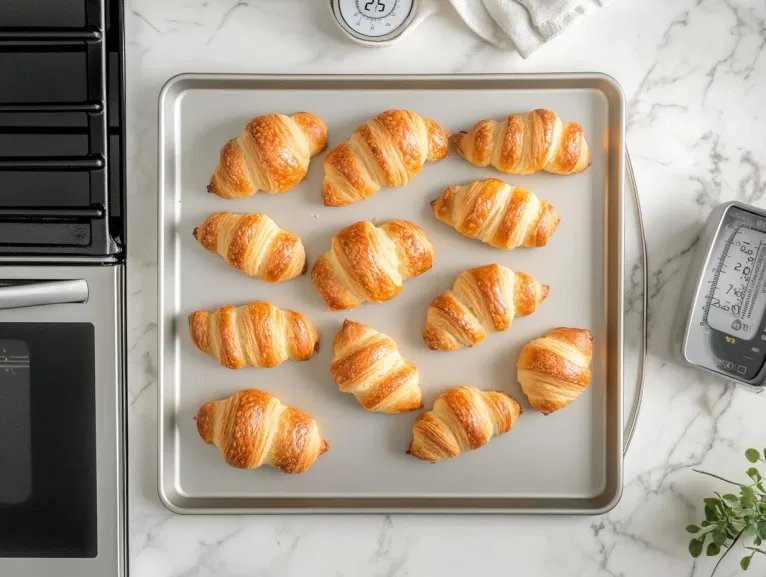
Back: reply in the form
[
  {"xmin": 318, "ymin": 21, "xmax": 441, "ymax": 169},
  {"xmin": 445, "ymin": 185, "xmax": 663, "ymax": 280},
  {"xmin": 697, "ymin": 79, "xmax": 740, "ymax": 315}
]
[{"xmin": 157, "ymin": 72, "xmax": 626, "ymax": 515}]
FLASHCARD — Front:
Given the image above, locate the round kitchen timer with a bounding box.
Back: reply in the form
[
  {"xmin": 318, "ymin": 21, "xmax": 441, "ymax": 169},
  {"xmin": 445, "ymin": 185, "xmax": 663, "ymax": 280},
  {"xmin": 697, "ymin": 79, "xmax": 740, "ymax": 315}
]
[
  {"xmin": 331, "ymin": 0, "xmax": 419, "ymax": 45},
  {"xmin": 677, "ymin": 201, "xmax": 766, "ymax": 392}
]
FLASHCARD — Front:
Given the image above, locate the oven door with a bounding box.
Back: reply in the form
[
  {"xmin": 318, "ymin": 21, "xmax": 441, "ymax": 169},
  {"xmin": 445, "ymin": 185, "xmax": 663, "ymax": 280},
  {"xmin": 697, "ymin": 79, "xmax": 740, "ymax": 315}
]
[{"xmin": 0, "ymin": 262, "xmax": 125, "ymax": 577}]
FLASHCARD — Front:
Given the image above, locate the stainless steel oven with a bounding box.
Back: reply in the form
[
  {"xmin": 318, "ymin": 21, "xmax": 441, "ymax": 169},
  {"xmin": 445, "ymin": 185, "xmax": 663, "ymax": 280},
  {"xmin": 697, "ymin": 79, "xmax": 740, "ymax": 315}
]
[
  {"xmin": 0, "ymin": 258, "xmax": 126, "ymax": 576},
  {"xmin": 0, "ymin": 0, "xmax": 126, "ymax": 571}
]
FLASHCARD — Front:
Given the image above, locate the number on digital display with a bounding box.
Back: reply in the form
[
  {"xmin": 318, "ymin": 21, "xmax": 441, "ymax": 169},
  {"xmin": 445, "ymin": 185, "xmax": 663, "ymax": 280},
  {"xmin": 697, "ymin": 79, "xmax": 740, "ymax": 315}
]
[{"xmin": 364, "ymin": 0, "xmax": 386, "ymax": 11}]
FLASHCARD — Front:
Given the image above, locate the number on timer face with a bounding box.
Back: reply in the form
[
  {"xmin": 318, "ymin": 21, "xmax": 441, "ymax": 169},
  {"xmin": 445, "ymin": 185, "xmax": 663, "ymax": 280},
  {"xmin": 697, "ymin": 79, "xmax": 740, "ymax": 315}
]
[{"xmin": 360, "ymin": 1, "xmax": 393, "ymax": 17}]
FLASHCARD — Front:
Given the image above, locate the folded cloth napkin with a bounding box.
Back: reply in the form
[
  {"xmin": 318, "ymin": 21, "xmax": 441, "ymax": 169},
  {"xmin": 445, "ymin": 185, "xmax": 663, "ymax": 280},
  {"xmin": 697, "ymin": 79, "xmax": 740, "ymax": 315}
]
[{"xmin": 443, "ymin": 0, "xmax": 612, "ymax": 58}]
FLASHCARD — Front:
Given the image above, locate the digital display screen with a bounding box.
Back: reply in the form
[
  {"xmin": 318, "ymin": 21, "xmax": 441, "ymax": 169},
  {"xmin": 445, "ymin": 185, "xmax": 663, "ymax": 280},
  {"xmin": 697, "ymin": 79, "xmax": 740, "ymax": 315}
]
[
  {"xmin": 707, "ymin": 225, "xmax": 766, "ymax": 340},
  {"xmin": 359, "ymin": 0, "xmax": 394, "ymax": 18}
]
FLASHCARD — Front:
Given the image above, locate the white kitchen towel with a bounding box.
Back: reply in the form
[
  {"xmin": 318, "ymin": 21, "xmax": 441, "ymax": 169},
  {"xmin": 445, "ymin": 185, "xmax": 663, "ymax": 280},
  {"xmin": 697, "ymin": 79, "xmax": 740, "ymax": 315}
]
[{"xmin": 444, "ymin": 0, "xmax": 612, "ymax": 58}]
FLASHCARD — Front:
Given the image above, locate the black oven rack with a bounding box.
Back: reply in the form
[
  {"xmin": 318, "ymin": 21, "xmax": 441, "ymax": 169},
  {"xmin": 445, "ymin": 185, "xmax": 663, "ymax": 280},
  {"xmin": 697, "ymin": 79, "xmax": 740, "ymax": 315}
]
[{"xmin": 0, "ymin": 0, "xmax": 125, "ymax": 256}]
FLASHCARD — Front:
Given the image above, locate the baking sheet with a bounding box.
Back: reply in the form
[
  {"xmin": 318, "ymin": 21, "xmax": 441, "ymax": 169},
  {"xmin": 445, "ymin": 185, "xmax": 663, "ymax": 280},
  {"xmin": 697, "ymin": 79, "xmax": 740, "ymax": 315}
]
[{"xmin": 158, "ymin": 74, "xmax": 625, "ymax": 513}]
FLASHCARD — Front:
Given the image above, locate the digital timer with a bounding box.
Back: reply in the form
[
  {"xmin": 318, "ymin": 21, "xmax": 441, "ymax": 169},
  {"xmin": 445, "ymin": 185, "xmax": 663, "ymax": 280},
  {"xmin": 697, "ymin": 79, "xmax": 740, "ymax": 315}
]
[
  {"xmin": 331, "ymin": 0, "xmax": 419, "ymax": 45},
  {"xmin": 678, "ymin": 201, "xmax": 766, "ymax": 391}
]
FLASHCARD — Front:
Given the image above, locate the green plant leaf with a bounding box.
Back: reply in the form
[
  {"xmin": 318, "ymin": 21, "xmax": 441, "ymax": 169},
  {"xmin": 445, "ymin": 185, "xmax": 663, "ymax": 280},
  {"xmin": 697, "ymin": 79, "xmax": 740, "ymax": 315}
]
[
  {"xmin": 706, "ymin": 505, "xmax": 718, "ymax": 522},
  {"xmin": 723, "ymin": 493, "xmax": 739, "ymax": 503},
  {"xmin": 713, "ymin": 527, "xmax": 728, "ymax": 546},
  {"xmin": 742, "ymin": 556, "xmax": 752, "ymax": 570},
  {"xmin": 755, "ymin": 537, "xmax": 763, "ymax": 547},
  {"xmin": 686, "ymin": 525, "xmax": 700, "ymax": 534},
  {"xmin": 748, "ymin": 468, "xmax": 762, "ymax": 482},
  {"xmin": 707, "ymin": 542, "xmax": 721, "ymax": 556},
  {"xmin": 747, "ymin": 449, "xmax": 761, "ymax": 463},
  {"xmin": 742, "ymin": 486, "xmax": 757, "ymax": 507},
  {"xmin": 702, "ymin": 520, "xmax": 712, "ymax": 527},
  {"xmin": 689, "ymin": 539, "xmax": 704, "ymax": 558},
  {"xmin": 705, "ymin": 497, "xmax": 722, "ymax": 507},
  {"xmin": 758, "ymin": 522, "xmax": 766, "ymax": 540}
]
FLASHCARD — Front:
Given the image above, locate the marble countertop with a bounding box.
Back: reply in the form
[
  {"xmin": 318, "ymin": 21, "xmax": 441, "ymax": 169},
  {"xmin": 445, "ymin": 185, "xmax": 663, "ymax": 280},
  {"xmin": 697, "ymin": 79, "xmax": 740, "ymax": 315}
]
[{"xmin": 125, "ymin": 0, "xmax": 766, "ymax": 575}]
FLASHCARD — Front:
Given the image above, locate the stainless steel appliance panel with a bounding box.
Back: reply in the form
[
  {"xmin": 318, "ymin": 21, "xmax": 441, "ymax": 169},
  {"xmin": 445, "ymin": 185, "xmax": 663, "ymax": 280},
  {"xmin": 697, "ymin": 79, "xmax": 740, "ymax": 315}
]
[{"xmin": 0, "ymin": 262, "xmax": 126, "ymax": 577}]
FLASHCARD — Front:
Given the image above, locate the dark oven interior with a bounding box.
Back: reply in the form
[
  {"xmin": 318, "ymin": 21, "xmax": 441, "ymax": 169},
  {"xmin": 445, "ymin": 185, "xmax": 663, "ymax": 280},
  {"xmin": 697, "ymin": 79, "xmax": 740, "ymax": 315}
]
[{"xmin": 0, "ymin": 324, "xmax": 97, "ymax": 558}]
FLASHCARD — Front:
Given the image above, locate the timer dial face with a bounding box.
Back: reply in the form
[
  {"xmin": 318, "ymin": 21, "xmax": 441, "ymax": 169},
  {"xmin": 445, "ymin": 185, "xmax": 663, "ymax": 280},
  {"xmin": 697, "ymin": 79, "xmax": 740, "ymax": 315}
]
[{"xmin": 336, "ymin": 0, "xmax": 415, "ymax": 39}]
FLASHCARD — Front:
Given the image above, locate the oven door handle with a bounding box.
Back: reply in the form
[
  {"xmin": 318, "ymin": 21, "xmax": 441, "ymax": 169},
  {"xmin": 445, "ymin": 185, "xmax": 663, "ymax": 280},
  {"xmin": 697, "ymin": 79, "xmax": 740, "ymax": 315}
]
[{"xmin": 0, "ymin": 280, "xmax": 89, "ymax": 310}]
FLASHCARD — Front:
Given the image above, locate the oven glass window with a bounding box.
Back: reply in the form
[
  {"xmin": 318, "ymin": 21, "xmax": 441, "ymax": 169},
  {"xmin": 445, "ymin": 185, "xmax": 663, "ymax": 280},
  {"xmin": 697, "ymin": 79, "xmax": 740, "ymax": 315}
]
[{"xmin": 0, "ymin": 324, "xmax": 96, "ymax": 558}]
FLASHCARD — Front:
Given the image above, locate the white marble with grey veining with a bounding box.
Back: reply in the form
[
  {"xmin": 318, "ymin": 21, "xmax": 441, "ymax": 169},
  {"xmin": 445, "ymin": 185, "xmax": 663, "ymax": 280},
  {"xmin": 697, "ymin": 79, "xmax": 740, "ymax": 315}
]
[{"xmin": 125, "ymin": 0, "xmax": 766, "ymax": 575}]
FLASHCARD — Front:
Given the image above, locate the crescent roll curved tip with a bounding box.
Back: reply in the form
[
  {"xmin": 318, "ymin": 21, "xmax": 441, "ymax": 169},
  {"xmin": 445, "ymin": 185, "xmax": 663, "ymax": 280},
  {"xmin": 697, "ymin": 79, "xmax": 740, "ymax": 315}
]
[{"xmin": 424, "ymin": 117, "xmax": 450, "ymax": 161}]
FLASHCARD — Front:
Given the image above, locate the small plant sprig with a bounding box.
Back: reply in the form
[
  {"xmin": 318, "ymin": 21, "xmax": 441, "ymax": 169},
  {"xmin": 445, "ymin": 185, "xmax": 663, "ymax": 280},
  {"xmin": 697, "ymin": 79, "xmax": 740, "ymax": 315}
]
[{"xmin": 686, "ymin": 449, "xmax": 766, "ymax": 574}]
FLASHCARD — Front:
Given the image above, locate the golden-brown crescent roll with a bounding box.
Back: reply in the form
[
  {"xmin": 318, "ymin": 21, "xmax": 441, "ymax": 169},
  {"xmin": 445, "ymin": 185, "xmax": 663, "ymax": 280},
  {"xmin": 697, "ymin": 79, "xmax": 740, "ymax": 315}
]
[
  {"xmin": 423, "ymin": 264, "xmax": 548, "ymax": 351},
  {"xmin": 188, "ymin": 301, "xmax": 319, "ymax": 369},
  {"xmin": 407, "ymin": 386, "xmax": 522, "ymax": 463},
  {"xmin": 312, "ymin": 219, "xmax": 435, "ymax": 311},
  {"xmin": 454, "ymin": 109, "xmax": 590, "ymax": 175},
  {"xmin": 208, "ymin": 112, "xmax": 327, "ymax": 198},
  {"xmin": 196, "ymin": 388, "xmax": 329, "ymax": 474},
  {"xmin": 431, "ymin": 178, "xmax": 560, "ymax": 249},
  {"xmin": 517, "ymin": 327, "xmax": 593, "ymax": 415},
  {"xmin": 193, "ymin": 212, "xmax": 306, "ymax": 282},
  {"xmin": 322, "ymin": 110, "xmax": 449, "ymax": 207},
  {"xmin": 330, "ymin": 320, "xmax": 423, "ymax": 413}
]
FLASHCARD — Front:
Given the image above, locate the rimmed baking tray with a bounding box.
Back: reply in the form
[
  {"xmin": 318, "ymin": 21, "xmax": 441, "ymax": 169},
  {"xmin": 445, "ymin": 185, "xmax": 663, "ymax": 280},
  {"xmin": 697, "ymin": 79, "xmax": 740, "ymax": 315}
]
[{"xmin": 158, "ymin": 74, "xmax": 630, "ymax": 514}]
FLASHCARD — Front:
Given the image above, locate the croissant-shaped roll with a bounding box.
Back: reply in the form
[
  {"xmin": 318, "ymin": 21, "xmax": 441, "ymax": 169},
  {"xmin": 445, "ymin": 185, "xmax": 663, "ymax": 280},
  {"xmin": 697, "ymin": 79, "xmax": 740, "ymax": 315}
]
[
  {"xmin": 423, "ymin": 264, "xmax": 548, "ymax": 351},
  {"xmin": 193, "ymin": 212, "xmax": 306, "ymax": 282},
  {"xmin": 188, "ymin": 301, "xmax": 319, "ymax": 369},
  {"xmin": 322, "ymin": 110, "xmax": 449, "ymax": 207},
  {"xmin": 330, "ymin": 320, "xmax": 423, "ymax": 413},
  {"xmin": 312, "ymin": 219, "xmax": 435, "ymax": 311},
  {"xmin": 407, "ymin": 386, "xmax": 522, "ymax": 463},
  {"xmin": 207, "ymin": 112, "xmax": 327, "ymax": 198},
  {"xmin": 454, "ymin": 109, "xmax": 590, "ymax": 175},
  {"xmin": 431, "ymin": 178, "xmax": 560, "ymax": 249},
  {"xmin": 517, "ymin": 327, "xmax": 593, "ymax": 415},
  {"xmin": 196, "ymin": 389, "xmax": 329, "ymax": 473}
]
